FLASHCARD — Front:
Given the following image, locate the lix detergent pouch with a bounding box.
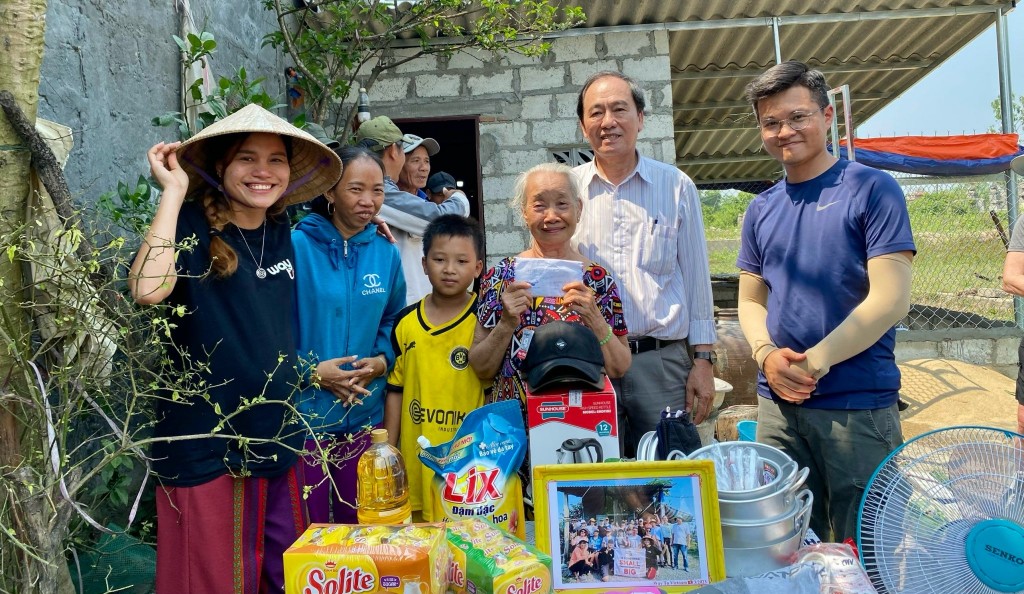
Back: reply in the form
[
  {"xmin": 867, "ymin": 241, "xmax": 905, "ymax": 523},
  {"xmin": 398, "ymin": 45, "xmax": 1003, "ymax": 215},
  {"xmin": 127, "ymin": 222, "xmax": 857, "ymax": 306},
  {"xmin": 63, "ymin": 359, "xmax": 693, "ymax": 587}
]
[{"xmin": 419, "ymin": 400, "xmax": 527, "ymax": 539}]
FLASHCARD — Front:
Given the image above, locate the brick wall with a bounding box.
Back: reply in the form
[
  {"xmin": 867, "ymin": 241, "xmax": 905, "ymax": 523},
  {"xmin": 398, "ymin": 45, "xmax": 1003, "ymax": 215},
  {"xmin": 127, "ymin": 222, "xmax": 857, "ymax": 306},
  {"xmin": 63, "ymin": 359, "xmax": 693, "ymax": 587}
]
[{"xmin": 365, "ymin": 30, "xmax": 675, "ymax": 266}]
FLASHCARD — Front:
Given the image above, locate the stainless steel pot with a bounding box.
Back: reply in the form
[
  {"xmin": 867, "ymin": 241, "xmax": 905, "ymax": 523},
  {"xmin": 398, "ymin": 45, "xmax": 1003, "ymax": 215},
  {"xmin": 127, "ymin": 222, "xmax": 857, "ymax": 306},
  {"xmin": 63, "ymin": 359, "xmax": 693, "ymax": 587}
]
[
  {"xmin": 723, "ymin": 524, "xmax": 807, "ymax": 577},
  {"xmin": 688, "ymin": 441, "xmax": 794, "ymax": 471},
  {"xmin": 689, "ymin": 441, "xmax": 804, "ymax": 501},
  {"xmin": 720, "ymin": 489, "xmax": 813, "ymax": 546},
  {"xmin": 720, "ymin": 459, "xmax": 799, "ymax": 501},
  {"xmin": 719, "ymin": 474, "xmax": 811, "ymax": 523}
]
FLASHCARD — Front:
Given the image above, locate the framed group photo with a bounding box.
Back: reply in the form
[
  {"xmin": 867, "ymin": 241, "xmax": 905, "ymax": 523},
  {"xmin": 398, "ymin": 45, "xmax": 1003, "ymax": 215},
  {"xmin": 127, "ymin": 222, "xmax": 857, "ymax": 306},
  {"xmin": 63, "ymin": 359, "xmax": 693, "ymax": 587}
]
[{"xmin": 532, "ymin": 460, "xmax": 725, "ymax": 593}]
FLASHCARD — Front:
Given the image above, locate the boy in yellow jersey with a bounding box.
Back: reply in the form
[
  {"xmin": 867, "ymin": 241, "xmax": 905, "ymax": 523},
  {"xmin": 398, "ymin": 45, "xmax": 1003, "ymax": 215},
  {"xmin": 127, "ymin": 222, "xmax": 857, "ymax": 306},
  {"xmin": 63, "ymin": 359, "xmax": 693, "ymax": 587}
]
[{"xmin": 384, "ymin": 214, "xmax": 486, "ymax": 520}]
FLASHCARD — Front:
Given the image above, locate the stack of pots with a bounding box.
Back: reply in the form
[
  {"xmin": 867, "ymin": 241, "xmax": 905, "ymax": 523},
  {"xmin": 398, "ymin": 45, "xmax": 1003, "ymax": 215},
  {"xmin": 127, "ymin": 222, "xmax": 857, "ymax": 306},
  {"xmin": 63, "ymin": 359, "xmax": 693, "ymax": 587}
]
[{"xmin": 688, "ymin": 441, "xmax": 812, "ymax": 577}]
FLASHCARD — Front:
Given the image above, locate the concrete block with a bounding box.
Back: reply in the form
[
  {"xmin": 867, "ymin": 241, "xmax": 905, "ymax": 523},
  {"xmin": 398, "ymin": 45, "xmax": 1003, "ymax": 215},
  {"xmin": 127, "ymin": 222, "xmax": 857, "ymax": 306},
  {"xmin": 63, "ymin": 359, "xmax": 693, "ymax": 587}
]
[
  {"xmin": 415, "ymin": 74, "xmax": 461, "ymax": 98},
  {"xmin": 602, "ymin": 31, "xmax": 651, "ymax": 57},
  {"xmin": 644, "ymin": 113, "xmax": 675, "ymax": 138},
  {"xmin": 531, "ymin": 118, "xmax": 581, "ymax": 146},
  {"xmin": 570, "ymin": 61, "xmax": 619, "ymax": 86},
  {"xmin": 521, "ymin": 94, "xmax": 553, "ymax": 120},
  {"xmin": 994, "ymin": 336, "xmax": 1021, "ymax": 366},
  {"xmin": 895, "ymin": 341, "xmax": 940, "ymax": 362},
  {"xmin": 446, "ymin": 49, "xmax": 491, "ymax": 70},
  {"xmin": 369, "ymin": 77, "xmax": 412, "ymax": 103},
  {"xmin": 483, "ymin": 175, "xmax": 519, "ymax": 203},
  {"xmin": 482, "ymin": 121, "xmax": 529, "ymax": 146},
  {"xmin": 484, "ymin": 202, "xmax": 512, "ymax": 228},
  {"xmin": 500, "ymin": 148, "xmax": 550, "ymax": 175},
  {"xmin": 622, "ymin": 56, "xmax": 670, "ymax": 82},
  {"xmin": 654, "ymin": 30, "xmax": 669, "ymax": 55},
  {"xmin": 468, "ymin": 71, "xmax": 515, "ymax": 96},
  {"xmin": 550, "ymin": 35, "xmax": 597, "ymax": 63},
  {"xmin": 481, "ymin": 156, "xmax": 498, "ymax": 177},
  {"xmin": 637, "ymin": 141, "xmax": 659, "ymax": 162},
  {"xmin": 661, "ymin": 139, "xmax": 677, "ymax": 164},
  {"xmin": 485, "ymin": 230, "xmax": 529, "ymax": 256},
  {"xmin": 496, "ymin": 49, "xmax": 543, "ymax": 67},
  {"xmin": 394, "ymin": 52, "xmax": 438, "ymax": 74},
  {"xmin": 941, "ymin": 339, "xmax": 994, "ymax": 365},
  {"xmin": 555, "ymin": 92, "xmax": 581, "ymax": 119},
  {"xmin": 657, "ymin": 83, "xmax": 674, "ymax": 109},
  {"xmin": 520, "ymin": 65, "xmax": 567, "ymax": 92}
]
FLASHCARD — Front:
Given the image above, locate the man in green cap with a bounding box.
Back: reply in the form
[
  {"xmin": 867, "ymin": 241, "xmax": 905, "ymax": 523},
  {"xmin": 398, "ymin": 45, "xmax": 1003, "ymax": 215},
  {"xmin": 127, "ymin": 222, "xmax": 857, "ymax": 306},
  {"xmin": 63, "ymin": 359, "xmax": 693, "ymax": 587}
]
[{"xmin": 356, "ymin": 116, "xmax": 469, "ymax": 305}]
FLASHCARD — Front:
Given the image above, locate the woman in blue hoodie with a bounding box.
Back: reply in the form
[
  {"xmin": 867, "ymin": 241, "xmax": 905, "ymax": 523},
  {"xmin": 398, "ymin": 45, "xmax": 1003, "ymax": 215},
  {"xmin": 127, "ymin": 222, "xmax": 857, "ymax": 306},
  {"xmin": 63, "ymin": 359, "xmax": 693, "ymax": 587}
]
[{"xmin": 292, "ymin": 146, "xmax": 406, "ymax": 523}]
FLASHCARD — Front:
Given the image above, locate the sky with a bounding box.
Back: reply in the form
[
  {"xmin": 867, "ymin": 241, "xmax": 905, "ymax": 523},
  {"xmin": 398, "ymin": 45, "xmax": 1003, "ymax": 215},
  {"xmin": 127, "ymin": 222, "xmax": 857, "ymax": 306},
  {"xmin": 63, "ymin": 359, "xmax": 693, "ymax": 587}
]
[{"xmin": 857, "ymin": 7, "xmax": 1024, "ymax": 137}]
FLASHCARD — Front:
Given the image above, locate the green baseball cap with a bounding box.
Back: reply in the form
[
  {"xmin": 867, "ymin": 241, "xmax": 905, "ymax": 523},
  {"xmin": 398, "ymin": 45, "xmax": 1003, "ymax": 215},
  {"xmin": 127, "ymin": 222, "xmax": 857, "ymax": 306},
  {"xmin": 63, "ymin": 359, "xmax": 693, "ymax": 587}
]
[{"xmin": 355, "ymin": 116, "xmax": 404, "ymax": 152}]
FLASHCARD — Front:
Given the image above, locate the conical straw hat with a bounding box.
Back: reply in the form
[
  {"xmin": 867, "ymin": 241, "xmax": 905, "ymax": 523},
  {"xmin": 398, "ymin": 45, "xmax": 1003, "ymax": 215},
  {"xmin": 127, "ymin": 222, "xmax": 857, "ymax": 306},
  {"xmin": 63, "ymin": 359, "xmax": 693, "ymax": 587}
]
[{"xmin": 176, "ymin": 104, "xmax": 342, "ymax": 205}]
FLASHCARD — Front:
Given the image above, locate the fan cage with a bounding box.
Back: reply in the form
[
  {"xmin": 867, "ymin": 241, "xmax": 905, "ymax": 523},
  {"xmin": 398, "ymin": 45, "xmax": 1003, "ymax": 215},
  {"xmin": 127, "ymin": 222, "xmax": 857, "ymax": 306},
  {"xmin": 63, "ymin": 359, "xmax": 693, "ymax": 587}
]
[{"xmin": 858, "ymin": 426, "xmax": 1024, "ymax": 594}]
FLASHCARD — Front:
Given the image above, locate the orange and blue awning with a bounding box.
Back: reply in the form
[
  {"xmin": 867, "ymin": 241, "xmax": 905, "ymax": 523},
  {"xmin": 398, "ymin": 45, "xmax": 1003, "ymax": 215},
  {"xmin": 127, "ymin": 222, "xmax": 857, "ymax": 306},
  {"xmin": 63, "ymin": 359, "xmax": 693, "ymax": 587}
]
[{"xmin": 836, "ymin": 133, "xmax": 1023, "ymax": 176}]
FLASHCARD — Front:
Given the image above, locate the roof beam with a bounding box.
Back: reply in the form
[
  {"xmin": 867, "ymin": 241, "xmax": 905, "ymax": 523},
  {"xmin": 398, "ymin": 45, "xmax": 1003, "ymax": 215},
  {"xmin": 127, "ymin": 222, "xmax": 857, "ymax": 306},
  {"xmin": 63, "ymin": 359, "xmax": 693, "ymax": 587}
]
[
  {"xmin": 671, "ymin": 59, "xmax": 936, "ymax": 81},
  {"xmin": 675, "ymin": 120, "xmax": 757, "ymax": 133},
  {"xmin": 543, "ymin": 5, "xmax": 1002, "ymax": 39},
  {"xmin": 674, "ymin": 92, "xmax": 891, "ymax": 113},
  {"xmin": 676, "ymin": 153, "xmax": 776, "ymax": 166},
  {"xmin": 386, "ymin": 4, "xmax": 1005, "ymax": 48}
]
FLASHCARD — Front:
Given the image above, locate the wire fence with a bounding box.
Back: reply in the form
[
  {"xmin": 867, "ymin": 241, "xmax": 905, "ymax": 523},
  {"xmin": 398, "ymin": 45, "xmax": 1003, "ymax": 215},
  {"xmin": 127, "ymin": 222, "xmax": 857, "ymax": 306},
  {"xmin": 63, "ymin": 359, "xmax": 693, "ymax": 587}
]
[{"xmin": 702, "ymin": 172, "xmax": 1023, "ymax": 331}]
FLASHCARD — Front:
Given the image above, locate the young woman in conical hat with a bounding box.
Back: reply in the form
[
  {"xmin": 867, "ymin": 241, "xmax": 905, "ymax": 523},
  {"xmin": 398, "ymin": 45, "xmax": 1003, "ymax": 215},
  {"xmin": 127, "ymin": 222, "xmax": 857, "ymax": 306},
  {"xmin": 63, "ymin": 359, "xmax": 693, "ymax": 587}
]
[{"xmin": 128, "ymin": 104, "xmax": 340, "ymax": 594}]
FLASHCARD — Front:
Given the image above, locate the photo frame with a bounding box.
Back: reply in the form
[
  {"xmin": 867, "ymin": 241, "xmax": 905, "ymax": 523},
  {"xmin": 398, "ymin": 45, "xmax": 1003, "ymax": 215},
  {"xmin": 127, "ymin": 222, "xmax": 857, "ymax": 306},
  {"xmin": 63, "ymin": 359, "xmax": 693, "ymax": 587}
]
[{"xmin": 532, "ymin": 460, "xmax": 725, "ymax": 592}]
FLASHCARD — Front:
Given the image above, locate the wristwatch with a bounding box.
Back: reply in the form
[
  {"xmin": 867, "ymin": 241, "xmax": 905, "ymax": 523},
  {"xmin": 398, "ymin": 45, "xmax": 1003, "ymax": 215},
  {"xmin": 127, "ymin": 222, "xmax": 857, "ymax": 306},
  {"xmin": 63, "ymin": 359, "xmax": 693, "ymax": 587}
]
[{"xmin": 693, "ymin": 350, "xmax": 717, "ymax": 365}]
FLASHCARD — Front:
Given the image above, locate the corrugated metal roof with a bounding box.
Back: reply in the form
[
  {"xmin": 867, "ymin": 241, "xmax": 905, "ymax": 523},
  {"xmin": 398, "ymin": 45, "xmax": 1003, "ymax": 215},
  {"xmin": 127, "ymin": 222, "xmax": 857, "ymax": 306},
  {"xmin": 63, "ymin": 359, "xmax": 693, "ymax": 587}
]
[{"xmin": 563, "ymin": 0, "xmax": 1014, "ymax": 186}]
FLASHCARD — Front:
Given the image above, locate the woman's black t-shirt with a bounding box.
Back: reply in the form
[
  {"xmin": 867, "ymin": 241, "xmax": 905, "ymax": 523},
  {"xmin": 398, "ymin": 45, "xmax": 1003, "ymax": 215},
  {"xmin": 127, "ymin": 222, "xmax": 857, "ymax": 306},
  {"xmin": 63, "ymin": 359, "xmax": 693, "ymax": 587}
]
[{"xmin": 150, "ymin": 201, "xmax": 302, "ymax": 486}]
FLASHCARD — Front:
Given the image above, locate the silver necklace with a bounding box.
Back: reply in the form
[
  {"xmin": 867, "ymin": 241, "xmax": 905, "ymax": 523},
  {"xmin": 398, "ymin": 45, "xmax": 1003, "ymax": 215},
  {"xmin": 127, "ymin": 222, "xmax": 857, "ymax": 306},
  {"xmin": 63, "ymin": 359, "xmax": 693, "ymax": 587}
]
[{"xmin": 236, "ymin": 220, "xmax": 267, "ymax": 279}]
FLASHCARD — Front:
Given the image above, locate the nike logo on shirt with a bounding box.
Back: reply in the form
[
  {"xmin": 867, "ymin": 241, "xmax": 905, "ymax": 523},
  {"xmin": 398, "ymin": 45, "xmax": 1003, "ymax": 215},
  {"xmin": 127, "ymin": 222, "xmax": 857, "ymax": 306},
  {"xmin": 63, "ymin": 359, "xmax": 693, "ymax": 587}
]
[{"xmin": 816, "ymin": 200, "xmax": 842, "ymax": 211}]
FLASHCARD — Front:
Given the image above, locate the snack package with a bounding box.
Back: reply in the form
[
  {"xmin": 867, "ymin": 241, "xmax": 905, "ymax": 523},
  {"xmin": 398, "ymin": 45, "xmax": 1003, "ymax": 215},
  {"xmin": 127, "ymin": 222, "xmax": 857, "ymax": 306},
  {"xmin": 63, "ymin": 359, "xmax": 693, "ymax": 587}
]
[
  {"xmin": 446, "ymin": 518, "xmax": 553, "ymax": 594},
  {"xmin": 796, "ymin": 543, "xmax": 877, "ymax": 594},
  {"xmin": 283, "ymin": 523, "xmax": 450, "ymax": 594},
  {"xmin": 419, "ymin": 400, "xmax": 527, "ymax": 539}
]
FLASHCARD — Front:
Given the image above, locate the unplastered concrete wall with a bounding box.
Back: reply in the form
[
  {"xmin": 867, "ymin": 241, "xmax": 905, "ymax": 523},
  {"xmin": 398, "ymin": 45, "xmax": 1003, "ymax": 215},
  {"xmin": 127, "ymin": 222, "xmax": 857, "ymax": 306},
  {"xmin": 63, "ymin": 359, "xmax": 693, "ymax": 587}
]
[
  {"xmin": 365, "ymin": 30, "xmax": 675, "ymax": 266},
  {"xmin": 38, "ymin": 0, "xmax": 285, "ymax": 204}
]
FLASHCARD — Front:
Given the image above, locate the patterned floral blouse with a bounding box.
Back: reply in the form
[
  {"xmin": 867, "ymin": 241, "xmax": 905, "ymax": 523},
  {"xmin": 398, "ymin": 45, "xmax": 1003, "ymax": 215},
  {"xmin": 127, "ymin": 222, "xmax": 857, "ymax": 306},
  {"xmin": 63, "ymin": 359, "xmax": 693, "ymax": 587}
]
[{"xmin": 477, "ymin": 257, "xmax": 628, "ymax": 403}]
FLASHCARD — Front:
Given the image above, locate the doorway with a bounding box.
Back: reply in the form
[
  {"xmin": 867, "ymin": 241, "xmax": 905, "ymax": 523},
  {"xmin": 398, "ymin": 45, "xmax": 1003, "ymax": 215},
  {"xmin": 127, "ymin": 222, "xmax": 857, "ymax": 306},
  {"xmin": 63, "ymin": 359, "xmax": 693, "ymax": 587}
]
[{"xmin": 393, "ymin": 116, "xmax": 483, "ymax": 227}]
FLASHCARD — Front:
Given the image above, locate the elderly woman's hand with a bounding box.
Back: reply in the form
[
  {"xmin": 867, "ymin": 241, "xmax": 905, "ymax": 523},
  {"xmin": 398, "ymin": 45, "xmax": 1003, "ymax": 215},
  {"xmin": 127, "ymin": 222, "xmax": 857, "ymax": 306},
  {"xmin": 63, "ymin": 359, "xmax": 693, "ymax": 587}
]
[
  {"xmin": 562, "ymin": 280, "xmax": 606, "ymax": 333},
  {"xmin": 499, "ymin": 280, "xmax": 533, "ymax": 327}
]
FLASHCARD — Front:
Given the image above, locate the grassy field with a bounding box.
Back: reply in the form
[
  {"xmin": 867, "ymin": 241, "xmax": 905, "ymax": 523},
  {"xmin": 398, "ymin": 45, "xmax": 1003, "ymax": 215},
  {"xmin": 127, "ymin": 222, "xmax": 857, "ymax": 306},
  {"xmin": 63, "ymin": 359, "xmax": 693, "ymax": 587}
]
[{"xmin": 703, "ymin": 214, "xmax": 1013, "ymax": 324}]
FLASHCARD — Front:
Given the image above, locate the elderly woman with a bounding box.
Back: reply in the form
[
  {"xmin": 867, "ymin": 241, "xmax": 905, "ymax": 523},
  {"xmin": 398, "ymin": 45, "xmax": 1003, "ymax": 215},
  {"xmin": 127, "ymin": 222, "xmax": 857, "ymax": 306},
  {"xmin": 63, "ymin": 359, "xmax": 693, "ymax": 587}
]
[{"xmin": 469, "ymin": 162, "xmax": 631, "ymax": 402}]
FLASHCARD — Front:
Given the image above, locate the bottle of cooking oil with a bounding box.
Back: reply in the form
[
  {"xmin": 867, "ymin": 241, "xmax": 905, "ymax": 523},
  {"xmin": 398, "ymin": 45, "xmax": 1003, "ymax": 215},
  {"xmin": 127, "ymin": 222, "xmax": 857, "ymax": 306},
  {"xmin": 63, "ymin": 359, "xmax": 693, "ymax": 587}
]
[{"xmin": 356, "ymin": 428, "xmax": 411, "ymax": 524}]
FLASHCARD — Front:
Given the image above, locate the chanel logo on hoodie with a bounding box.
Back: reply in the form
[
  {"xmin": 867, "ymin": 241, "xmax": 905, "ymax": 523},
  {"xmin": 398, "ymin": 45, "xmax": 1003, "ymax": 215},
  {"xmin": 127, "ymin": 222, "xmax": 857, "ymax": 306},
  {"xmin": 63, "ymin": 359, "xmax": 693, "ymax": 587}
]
[{"xmin": 362, "ymin": 273, "xmax": 386, "ymax": 295}]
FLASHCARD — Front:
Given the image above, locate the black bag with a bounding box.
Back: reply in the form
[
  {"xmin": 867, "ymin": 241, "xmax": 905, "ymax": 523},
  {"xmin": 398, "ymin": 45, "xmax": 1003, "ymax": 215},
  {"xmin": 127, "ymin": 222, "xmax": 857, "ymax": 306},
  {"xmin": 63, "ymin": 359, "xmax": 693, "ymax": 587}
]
[{"xmin": 655, "ymin": 409, "xmax": 702, "ymax": 460}]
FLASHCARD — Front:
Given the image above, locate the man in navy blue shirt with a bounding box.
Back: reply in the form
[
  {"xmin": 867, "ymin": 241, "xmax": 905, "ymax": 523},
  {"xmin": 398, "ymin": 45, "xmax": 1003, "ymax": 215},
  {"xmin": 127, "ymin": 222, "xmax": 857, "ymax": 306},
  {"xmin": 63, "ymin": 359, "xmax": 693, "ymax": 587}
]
[{"xmin": 736, "ymin": 61, "xmax": 915, "ymax": 542}]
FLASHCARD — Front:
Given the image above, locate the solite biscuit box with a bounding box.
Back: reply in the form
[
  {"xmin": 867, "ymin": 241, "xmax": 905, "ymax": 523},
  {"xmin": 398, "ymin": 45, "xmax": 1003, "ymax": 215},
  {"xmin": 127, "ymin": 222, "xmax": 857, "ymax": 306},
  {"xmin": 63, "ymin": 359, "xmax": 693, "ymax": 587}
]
[{"xmin": 284, "ymin": 523, "xmax": 449, "ymax": 594}]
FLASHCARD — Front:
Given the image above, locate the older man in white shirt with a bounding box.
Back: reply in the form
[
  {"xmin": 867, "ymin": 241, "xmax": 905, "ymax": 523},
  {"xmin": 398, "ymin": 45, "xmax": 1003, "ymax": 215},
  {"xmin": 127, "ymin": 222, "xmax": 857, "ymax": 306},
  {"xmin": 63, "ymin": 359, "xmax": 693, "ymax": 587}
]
[{"xmin": 573, "ymin": 71, "xmax": 717, "ymax": 457}]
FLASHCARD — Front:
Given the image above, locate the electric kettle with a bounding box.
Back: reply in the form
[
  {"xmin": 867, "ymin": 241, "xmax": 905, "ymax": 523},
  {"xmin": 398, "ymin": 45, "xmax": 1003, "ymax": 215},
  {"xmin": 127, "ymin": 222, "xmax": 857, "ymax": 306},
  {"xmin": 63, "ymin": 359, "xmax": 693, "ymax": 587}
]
[{"xmin": 556, "ymin": 438, "xmax": 604, "ymax": 464}]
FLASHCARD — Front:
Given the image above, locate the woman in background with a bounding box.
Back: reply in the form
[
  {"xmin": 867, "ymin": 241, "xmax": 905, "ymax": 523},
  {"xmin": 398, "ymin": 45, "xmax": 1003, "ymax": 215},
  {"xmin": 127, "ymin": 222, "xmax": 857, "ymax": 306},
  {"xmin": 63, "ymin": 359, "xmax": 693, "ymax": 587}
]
[{"xmin": 292, "ymin": 146, "xmax": 405, "ymax": 523}]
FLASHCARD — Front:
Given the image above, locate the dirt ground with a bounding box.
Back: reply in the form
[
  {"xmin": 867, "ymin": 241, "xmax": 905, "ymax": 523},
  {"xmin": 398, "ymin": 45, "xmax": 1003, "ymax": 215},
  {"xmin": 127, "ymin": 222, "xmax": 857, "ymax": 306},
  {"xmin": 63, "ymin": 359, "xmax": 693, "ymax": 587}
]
[{"xmin": 897, "ymin": 358, "xmax": 1017, "ymax": 438}]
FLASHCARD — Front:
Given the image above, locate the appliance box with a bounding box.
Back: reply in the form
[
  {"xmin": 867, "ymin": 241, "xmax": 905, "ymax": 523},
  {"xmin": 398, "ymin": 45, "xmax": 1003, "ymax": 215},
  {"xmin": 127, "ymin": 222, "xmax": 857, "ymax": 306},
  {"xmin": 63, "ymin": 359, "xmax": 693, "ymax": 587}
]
[{"xmin": 525, "ymin": 376, "xmax": 620, "ymax": 471}]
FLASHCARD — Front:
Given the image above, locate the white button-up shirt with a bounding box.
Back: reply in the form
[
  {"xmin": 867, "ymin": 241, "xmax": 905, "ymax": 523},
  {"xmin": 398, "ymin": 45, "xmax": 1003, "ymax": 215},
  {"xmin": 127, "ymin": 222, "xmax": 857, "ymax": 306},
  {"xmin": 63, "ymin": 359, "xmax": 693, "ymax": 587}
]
[{"xmin": 573, "ymin": 155, "xmax": 716, "ymax": 346}]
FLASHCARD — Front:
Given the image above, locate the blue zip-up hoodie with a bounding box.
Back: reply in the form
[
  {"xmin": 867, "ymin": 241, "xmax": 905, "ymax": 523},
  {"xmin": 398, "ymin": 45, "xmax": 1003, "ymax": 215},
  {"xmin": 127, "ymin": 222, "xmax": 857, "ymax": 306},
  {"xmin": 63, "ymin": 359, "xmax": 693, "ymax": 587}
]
[{"xmin": 292, "ymin": 213, "xmax": 406, "ymax": 434}]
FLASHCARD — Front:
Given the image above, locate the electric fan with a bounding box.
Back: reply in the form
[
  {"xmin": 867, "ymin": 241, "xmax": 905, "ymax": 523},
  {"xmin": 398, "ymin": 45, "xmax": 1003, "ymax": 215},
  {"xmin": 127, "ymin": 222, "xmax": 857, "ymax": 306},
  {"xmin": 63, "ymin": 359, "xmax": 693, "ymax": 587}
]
[{"xmin": 858, "ymin": 426, "xmax": 1024, "ymax": 594}]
